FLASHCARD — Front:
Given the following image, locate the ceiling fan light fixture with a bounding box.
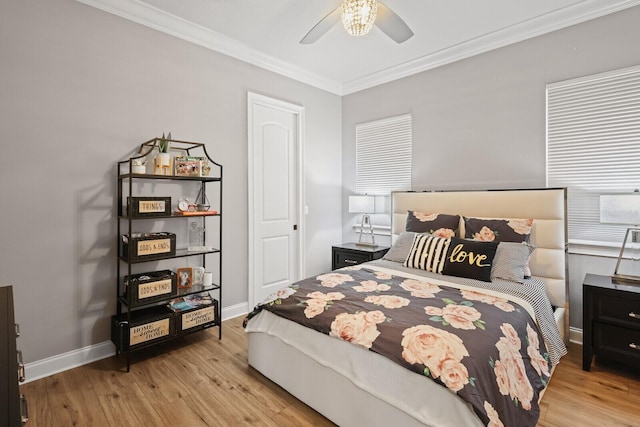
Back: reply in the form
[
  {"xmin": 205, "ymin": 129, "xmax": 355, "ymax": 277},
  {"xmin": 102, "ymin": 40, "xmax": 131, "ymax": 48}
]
[{"xmin": 341, "ymin": 0, "xmax": 377, "ymax": 37}]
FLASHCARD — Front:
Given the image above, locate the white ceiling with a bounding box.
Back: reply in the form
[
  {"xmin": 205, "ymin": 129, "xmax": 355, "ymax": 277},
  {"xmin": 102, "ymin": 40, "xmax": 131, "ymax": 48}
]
[{"xmin": 78, "ymin": 0, "xmax": 639, "ymax": 95}]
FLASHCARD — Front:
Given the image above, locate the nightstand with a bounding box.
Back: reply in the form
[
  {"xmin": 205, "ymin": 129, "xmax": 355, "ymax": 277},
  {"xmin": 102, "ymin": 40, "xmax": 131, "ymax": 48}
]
[
  {"xmin": 332, "ymin": 243, "xmax": 390, "ymax": 270},
  {"xmin": 583, "ymin": 273, "xmax": 640, "ymax": 372}
]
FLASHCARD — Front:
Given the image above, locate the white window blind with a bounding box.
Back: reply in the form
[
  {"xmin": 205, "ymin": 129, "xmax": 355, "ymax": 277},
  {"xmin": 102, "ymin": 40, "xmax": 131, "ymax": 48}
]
[
  {"xmin": 547, "ymin": 64, "xmax": 640, "ymax": 244},
  {"xmin": 356, "ymin": 114, "xmax": 412, "ymax": 195}
]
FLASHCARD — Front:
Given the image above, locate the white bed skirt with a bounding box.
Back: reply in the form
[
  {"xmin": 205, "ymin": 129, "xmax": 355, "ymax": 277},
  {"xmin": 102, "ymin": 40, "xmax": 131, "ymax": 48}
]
[{"xmin": 247, "ymin": 310, "xmax": 484, "ymax": 427}]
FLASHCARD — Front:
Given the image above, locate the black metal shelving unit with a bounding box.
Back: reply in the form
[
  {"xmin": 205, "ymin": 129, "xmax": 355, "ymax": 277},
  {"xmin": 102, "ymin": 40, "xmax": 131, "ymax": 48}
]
[{"xmin": 114, "ymin": 138, "xmax": 223, "ymax": 372}]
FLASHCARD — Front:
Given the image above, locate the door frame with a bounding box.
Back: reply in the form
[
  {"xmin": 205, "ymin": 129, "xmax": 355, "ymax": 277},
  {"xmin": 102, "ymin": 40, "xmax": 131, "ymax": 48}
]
[{"xmin": 247, "ymin": 91, "xmax": 305, "ymax": 309}]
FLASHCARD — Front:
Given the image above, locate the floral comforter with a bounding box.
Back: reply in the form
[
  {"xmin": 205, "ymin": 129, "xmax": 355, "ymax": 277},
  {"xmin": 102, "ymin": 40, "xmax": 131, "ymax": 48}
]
[{"xmin": 246, "ymin": 265, "xmax": 552, "ymax": 427}]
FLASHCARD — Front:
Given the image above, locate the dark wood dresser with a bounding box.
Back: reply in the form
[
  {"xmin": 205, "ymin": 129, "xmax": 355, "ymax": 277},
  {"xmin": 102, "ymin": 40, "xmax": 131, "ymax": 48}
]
[
  {"xmin": 583, "ymin": 273, "xmax": 640, "ymax": 372},
  {"xmin": 1, "ymin": 285, "xmax": 27, "ymax": 425}
]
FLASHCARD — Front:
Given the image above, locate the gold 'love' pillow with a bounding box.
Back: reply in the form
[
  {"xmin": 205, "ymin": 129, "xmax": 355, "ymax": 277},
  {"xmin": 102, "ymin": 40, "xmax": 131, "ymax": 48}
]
[{"xmin": 442, "ymin": 237, "xmax": 498, "ymax": 282}]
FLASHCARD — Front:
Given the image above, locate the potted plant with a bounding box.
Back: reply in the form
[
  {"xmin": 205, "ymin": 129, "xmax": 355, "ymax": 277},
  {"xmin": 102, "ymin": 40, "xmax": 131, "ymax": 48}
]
[
  {"xmin": 158, "ymin": 132, "xmax": 171, "ymax": 165},
  {"xmin": 154, "ymin": 132, "xmax": 171, "ymax": 175}
]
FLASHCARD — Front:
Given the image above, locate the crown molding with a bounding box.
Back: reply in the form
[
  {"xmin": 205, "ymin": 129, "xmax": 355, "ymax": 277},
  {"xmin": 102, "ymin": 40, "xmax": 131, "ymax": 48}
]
[
  {"xmin": 77, "ymin": 0, "xmax": 640, "ymax": 97},
  {"xmin": 75, "ymin": 0, "xmax": 343, "ymax": 95},
  {"xmin": 342, "ymin": 0, "xmax": 640, "ymax": 94}
]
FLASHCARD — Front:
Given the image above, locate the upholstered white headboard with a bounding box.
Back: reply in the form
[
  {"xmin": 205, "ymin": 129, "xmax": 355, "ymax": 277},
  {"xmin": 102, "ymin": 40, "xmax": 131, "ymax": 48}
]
[{"xmin": 391, "ymin": 188, "xmax": 568, "ymax": 337}]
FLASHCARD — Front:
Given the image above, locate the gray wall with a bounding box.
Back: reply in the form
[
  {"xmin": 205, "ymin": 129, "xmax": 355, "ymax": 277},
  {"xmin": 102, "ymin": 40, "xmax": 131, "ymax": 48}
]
[
  {"xmin": 342, "ymin": 6, "xmax": 640, "ymax": 334},
  {"xmin": 0, "ymin": 0, "xmax": 342, "ymax": 364}
]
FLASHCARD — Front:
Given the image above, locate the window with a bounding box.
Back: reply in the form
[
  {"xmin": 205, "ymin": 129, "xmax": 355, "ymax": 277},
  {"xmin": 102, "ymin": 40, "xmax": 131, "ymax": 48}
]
[
  {"xmin": 356, "ymin": 113, "xmax": 412, "ymax": 195},
  {"xmin": 547, "ymin": 65, "xmax": 640, "ymax": 245}
]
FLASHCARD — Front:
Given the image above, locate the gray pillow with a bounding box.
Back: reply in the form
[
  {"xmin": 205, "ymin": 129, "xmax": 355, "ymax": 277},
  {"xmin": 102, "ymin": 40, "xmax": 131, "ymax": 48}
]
[
  {"xmin": 383, "ymin": 231, "xmax": 417, "ymax": 262},
  {"xmin": 491, "ymin": 242, "xmax": 536, "ymax": 282}
]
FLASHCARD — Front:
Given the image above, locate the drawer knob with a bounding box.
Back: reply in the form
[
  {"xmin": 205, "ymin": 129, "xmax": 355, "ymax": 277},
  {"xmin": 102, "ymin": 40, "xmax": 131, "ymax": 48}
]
[
  {"xmin": 630, "ymin": 343, "xmax": 640, "ymax": 351},
  {"xmin": 629, "ymin": 312, "xmax": 640, "ymax": 320},
  {"xmin": 344, "ymin": 259, "xmax": 358, "ymax": 264}
]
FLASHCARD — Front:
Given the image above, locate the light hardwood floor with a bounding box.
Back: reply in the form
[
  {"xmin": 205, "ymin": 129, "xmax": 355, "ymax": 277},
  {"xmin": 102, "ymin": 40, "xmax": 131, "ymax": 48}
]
[{"xmin": 21, "ymin": 316, "xmax": 640, "ymax": 426}]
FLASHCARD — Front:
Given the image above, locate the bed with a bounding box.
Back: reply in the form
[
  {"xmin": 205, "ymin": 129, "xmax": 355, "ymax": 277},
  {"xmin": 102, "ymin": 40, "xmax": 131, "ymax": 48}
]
[{"xmin": 245, "ymin": 188, "xmax": 568, "ymax": 427}]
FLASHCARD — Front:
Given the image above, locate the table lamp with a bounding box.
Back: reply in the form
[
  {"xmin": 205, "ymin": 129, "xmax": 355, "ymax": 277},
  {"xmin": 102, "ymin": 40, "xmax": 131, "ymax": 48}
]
[
  {"xmin": 600, "ymin": 191, "xmax": 640, "ymax": 283},
  {"xmin": 349, "ymin": 195, "xmax": 376, "ymax": 247}
]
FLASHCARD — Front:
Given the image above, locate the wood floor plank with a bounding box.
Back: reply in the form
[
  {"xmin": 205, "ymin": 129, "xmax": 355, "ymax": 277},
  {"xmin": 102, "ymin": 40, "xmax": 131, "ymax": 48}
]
[
  {"xmin": 18, "ymin": 376, "xmax": 54, "ymax": 426},
  {"xmin": 39, "ymin": 374, "xmax": 110, "ymax": 426},
  {"xmin": 20, "ymin": 318, "xmax": 640, "ymax": 426},
  {"xmin": 537, "ymin": 342, "xmax": 640, "ymax": 426},
  {"xmin": 96, "ymin": 383, "xmax": 169, "ymax": 427}
]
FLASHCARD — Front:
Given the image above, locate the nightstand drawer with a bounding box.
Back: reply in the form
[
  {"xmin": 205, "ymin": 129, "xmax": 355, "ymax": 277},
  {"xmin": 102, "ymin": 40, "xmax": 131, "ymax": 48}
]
[
  {"xmin": 594, "ymin": 293, "xmax": 640, "ymax": 328},
  {"xmin": 331, "ymin": 243, "xmax": 390, "ymax": 270},
  {"xmin": 594, "ymin": 322, "xmax": 640, "ymax": 366},
  {"xmin": 335, "ymin": 251, "xmax": 370, "ymax": 268}
]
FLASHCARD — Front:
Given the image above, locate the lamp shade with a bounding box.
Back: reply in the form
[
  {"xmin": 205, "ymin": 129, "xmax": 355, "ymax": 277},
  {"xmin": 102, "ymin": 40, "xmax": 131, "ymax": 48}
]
[
  {"xmin": 349, "ymin": 195, "xmax": 375, "ymax": 213},
  {"xmin": 600, "ymin": 194, "xmax": 640, "ymax": 225}
]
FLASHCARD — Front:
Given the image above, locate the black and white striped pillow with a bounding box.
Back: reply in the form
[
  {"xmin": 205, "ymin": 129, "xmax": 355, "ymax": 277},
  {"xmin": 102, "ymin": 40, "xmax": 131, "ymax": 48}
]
[{"xmin": 403, "ymin": 234, "xmax": 451, "ymax": 273}]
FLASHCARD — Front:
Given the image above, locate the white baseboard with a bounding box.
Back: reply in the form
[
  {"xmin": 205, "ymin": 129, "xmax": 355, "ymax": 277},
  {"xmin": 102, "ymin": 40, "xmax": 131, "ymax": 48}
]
[
  {"xmin": 24, "ymin": 302, "xmax": 250, "ymax": 383},
  {"xmin": 24, "ymin": 340, "xmax": 115, "ymax": 383},
  {"xmin": 222, "ymin": 301, "xmax": 250, "ymax": 321},
  {"xmin": 569, "ymin": 326, "xmax": 583, "ymax": 345}
]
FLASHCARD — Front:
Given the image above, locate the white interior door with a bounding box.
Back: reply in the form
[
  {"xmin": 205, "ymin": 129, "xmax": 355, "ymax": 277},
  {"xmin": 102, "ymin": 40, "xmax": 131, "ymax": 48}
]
[{"xmin": 248, "ymin": 93, "xmax": 304, "ymax": 307}]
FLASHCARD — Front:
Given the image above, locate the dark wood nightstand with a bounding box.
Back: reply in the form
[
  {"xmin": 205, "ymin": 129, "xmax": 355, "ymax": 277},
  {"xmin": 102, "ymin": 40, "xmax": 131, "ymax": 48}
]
[
  {"xmin": 332, "ymin": 243, "xmax": 390, "ymax": 270},
  {"xmin": 583, "ymin": 273, "xmax": 640, "ymax": 372}
]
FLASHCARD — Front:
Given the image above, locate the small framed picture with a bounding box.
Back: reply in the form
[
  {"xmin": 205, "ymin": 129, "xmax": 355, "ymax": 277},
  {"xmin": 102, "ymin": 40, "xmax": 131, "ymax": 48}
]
[
  {"xmin": 175, "ymin": 156, "xmax": 201, "ymax": 177},
  {"xmin": 177, "ymin": 267, "xmax": 193, "ymax": 289},
  {"xmin": 200, "ymin": 157, "xmax": 211, "ymax": 176}
]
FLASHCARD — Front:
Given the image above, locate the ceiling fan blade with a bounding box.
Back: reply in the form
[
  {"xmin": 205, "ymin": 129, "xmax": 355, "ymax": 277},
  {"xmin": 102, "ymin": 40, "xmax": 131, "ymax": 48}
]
[
  {"xmin": 300, "ymin": 7, "xmax": 341, "ymax": 44},
  {"xmin": 375, "ymin": 2, "xmax": 414, "ymax": 43}
]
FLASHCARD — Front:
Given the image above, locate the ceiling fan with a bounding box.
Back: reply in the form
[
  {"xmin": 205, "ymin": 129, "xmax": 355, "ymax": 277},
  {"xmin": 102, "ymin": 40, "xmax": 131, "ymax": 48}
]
[{"xmin": 300, "ymin": 0, "xmax": 414, "ymax": 44}]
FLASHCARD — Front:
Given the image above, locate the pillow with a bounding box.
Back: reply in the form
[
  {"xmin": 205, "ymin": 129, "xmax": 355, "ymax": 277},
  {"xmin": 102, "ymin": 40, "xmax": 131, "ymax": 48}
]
[
  {"xmin": 491, "ymin": 242, "xmax": 536, "ymax": 281},
  {"xmin": 464, "ymin": 217, "xmax": 533, "ymax": 243},
  {"xmin": 442, "ymin": 237, "xmax": 498, "ymax": 282},
  {"xmin": 406, "ymin": 211, "xmax": 459, "ymax": 238},
  {"xmin": 383, "ymin": 231, "xmax": 417, "ymax": 262},
  {"xmin": 404, "ymin": 234, "xmax": 451, "ymax": 273}
]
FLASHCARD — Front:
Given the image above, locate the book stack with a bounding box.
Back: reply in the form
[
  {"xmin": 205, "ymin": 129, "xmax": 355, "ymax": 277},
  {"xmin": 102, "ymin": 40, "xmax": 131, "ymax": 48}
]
[{"xmin": 167, "ymin": 292, "xmax": 213, "ymax": 312}]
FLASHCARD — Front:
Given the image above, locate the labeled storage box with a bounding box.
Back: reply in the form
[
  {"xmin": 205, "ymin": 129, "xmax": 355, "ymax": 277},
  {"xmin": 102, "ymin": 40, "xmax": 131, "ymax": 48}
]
[
  {"xmin": 111, "ymin": 306, "xmax": 175, "ymax": 351},
  {"xmin": 176, "ymin": 299, "xmax": 219, "ymax": 332},
  {"xmin": 123, "ymin": 270, "xmax": 177, "ymax": 307},
  {"xmin": 127, "ymin": 197, "xmax": 171, "ymax": 217},
  {"xmin": 121, "ymin": 232, "xmax": 176, "ymax": 262}
]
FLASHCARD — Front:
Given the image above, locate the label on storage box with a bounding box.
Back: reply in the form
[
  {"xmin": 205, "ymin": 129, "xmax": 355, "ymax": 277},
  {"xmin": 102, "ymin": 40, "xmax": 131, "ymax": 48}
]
[
  {"xmin": 138, "ymin": 279, "xmax": 173, "ymax": 300},
  {"xmin": 138, "ymin": 200, "xmax": 166, "ymax": 214},
  {"xmin": 137, "ymin": 238, "xmax": 171, "ymax": 256},
  {"xmin": 130, "ymin": 318, "xmax": 170, "ymax": 345},
  {"xmin": 181, "ymin": 306, "xmax": 215, "ymax": 331}
]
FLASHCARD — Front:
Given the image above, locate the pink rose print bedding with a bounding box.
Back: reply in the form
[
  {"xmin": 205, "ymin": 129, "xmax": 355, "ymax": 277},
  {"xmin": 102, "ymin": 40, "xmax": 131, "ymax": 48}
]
[{"xmin": 246, "ymin": 266, "xmax": 552, "ymax": 427}]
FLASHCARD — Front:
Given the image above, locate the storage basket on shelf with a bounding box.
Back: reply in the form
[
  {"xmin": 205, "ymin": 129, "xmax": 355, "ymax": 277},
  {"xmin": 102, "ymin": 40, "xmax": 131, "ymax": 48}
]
[
  {"xmin": 126, "ymin": 196, "xmax": 172, "ymax": 217},
  {"xmin": 111, "ymin": 306, "xmax": 175, "ymax": 351},
  {"xmin": 175, "ymin": 299, "xmax": 219, "ymax": 332},
  {"xmin": 123, "ymin": 269, "xmax": 177, "ymax": 307},
  {"xmin": 120, "ymin": 232, "xmax": 176, "ymax": 262}
]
